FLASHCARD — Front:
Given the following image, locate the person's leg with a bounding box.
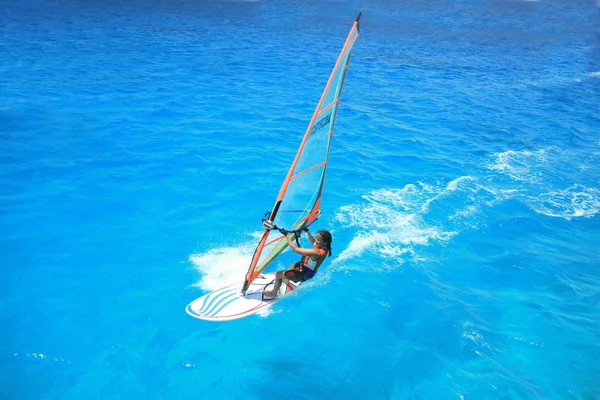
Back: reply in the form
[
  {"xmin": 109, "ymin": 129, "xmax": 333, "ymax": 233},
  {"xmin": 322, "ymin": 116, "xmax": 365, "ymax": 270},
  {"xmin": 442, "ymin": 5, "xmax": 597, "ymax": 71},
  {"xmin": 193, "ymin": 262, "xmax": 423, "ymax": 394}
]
[
  {"xmin": 289, "ymin": 261, "xmax": 302, "ymax": 270},
  {"xmin": 262, "ymin": 270, "xmax": 285, "ymax": 297},
  {"xmin": 263, "ymin": 269, "xmax": 304, "ymax": 297}
]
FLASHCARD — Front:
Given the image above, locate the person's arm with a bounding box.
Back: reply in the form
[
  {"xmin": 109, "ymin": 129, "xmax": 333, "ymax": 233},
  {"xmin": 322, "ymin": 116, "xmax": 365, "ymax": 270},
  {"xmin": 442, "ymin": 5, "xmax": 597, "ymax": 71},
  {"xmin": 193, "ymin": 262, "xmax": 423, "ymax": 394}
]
[
  {"xmin": 305, "ymin": 229, "xmax": 316, "ymax": 246},
  {"xmin": 286, "ymin": 235, "xmax": 319, "ymax": 257}
]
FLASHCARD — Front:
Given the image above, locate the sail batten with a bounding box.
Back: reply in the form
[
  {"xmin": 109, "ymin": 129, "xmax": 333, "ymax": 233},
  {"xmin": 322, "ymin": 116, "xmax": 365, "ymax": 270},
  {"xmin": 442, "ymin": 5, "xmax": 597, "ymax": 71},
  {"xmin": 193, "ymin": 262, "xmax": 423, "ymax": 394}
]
[
  {"xmin": 292, "ymin": 162, "xmax": 327, "ymax": 181},
  {"xmin": 242, "ymin": 13, "xmax": 361, "ymax": 289}
]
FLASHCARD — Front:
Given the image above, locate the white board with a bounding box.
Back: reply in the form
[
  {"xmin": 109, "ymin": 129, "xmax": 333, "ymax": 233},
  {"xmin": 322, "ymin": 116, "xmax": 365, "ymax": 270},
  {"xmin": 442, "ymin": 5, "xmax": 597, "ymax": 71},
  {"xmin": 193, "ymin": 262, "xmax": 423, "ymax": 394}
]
[{"xmin": 186, "ymin": 273, "xmax": 299, "ymax": 322}]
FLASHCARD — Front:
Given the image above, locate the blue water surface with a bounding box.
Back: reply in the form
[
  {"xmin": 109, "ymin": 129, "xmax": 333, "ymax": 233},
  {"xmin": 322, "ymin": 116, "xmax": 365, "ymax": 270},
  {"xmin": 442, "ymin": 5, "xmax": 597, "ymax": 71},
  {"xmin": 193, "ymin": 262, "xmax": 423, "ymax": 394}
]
[{"xmin": 1, "ymin": 0, "xmax": 599, "ymax": 399}]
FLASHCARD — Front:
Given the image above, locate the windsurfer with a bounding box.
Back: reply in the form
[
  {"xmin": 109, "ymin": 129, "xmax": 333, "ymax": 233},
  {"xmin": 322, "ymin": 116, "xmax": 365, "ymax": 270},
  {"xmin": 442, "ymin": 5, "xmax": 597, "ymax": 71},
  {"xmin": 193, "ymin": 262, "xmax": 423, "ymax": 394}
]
[{"xmin": 262, "ymin": 229, "xmax": 333, "ymax": 298}]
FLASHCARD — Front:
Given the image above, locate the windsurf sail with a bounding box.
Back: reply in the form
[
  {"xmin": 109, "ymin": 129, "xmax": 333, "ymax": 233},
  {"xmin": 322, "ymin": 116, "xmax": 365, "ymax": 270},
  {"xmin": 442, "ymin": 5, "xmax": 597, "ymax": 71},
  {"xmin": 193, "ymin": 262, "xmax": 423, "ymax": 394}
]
[{"xmin": 242, "ymin": 12, "xmax": 362, "ymax": 294}]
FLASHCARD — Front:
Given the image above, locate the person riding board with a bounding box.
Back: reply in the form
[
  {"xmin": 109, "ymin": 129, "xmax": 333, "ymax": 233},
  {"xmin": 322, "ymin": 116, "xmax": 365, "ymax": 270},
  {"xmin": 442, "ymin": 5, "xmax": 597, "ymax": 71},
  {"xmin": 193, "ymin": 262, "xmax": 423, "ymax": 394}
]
[{"xmin": 262, "ymin": 228, "xmax": 333, "ymax": 298}]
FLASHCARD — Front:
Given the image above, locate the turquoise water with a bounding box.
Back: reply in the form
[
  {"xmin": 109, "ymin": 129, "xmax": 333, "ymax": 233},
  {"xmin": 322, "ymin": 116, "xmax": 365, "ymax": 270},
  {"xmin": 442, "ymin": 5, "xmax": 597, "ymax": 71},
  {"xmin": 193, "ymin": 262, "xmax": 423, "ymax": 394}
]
[{"xmin": 2, "ymin": 0, "xmax": 599, "ymax": 398}]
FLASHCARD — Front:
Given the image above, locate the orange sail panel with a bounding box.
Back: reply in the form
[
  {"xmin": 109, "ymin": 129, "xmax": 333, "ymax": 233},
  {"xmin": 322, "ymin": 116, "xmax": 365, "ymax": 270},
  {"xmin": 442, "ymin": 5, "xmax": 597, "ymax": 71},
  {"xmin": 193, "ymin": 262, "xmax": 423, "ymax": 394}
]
[{"xmin": 243, "ymin": 13, "xmax": 362, "ymax": 288}]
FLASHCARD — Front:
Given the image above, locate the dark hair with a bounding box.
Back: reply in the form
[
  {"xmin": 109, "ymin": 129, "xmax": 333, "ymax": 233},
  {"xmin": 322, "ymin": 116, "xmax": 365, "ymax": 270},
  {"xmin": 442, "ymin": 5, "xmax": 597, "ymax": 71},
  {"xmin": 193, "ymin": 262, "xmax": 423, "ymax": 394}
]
[{"xmin": 317, "ymin": 230, "xmax": 333, "ymax": 257}]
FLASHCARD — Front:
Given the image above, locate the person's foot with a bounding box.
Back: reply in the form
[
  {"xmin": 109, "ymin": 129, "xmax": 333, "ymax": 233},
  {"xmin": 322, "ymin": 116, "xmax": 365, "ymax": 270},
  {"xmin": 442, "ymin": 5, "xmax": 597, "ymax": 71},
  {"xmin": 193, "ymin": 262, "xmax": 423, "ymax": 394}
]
[{"xmin": 262, "ymin": 290, "xmax": 277, "ymax": 298}]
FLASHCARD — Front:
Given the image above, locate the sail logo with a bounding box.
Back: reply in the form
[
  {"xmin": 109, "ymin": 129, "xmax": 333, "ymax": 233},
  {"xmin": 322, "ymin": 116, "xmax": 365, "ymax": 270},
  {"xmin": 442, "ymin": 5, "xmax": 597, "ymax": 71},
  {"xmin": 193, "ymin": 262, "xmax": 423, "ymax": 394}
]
[{"xmin": 309, "ymin": 114, "xmax": 331, "ymax": 137}]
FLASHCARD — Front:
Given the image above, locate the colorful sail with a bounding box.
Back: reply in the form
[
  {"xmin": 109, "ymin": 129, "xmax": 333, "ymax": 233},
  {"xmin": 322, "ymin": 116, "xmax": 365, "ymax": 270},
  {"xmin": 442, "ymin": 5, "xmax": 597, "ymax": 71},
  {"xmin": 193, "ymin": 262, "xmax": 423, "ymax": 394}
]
[{"xmin": 242, "ymin": 13, "xmax": 362, "ymax": 292}]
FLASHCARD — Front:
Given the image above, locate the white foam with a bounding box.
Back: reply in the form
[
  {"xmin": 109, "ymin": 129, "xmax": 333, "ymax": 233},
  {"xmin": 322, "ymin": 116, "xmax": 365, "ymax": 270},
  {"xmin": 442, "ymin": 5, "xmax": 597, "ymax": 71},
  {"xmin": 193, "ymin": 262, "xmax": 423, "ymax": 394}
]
[
  {"xmin": 189, "ymin": 240, "xmax": 255, "ymax": 291},
  {"xmin": 256, "ymin": 306, "xmax": 279, "ymax": 318},
  {"xmin": 333, "ymin": 183, "xmax": 458, "ymax": 267},
  {"xmin": 512, "ymin": 336, "xmax": 544, "ymax": 348},
  {"xmin": 487, "ymin": 147, "xmax": 600, "ymax": 219},
  {"xmin": 13, "ymin": 352, "xmax": 70, "ymax": 364},
  {"xmin": 449, "ymin": 204, "xmax": 480, "ymax": 220},
  {"xmin": 332, "ymin": 230, "xmax": 411, "ymax": 266},
  {"xmin": 528, "ymin": 184, "xmax": 600, "ymax": 219},
  {"xmin": 421, "ymin": 176, "xmax": 477, "ymax": 213},
  {"xmin": 461, "ymin": 321, "xmax": 492, "ymax": 351},
  {"xmin": 487, "ymin": 147, "xmax": 558, "ymax": 183}
]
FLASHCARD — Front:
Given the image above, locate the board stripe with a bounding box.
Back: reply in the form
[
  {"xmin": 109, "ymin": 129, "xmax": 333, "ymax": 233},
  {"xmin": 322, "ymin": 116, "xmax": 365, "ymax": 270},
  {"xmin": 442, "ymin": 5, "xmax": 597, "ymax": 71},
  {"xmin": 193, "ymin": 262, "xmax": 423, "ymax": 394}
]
[
  {"xmin": 195, "ymin": 289, "xmax": 214, "ymax": 314},
  {"xmin": 204, "ymin": 291, "xmax": 241, "ymax": 317},
  {"xmin": 198, "ymin": 288, "xmax": 237, "ymax": 315},
  {"xmin": 207, "ymin": 292, "xmax": 247, "ymax": 317}
]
